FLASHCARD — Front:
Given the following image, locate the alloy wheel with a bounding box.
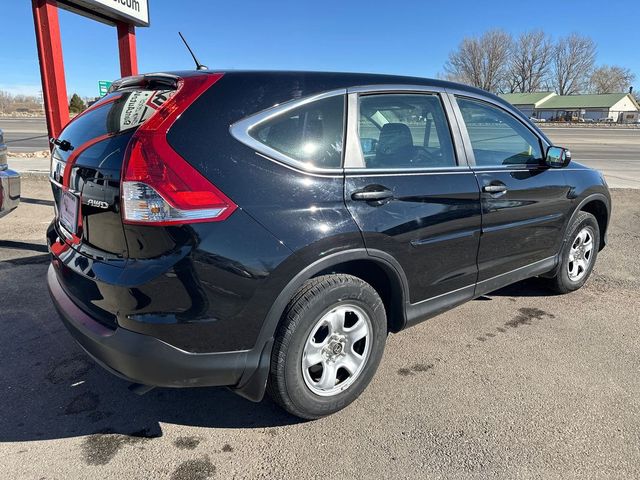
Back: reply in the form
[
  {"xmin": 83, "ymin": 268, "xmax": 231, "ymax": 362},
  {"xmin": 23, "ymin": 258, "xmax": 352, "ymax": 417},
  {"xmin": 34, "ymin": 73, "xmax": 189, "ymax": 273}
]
[
  {"xmin": 568, "ymin": 226, "xmax": 595, "ymax": 281},
  {"xmin": 301, "ymin": 304, "xmax": 372, "ymax": 397}
]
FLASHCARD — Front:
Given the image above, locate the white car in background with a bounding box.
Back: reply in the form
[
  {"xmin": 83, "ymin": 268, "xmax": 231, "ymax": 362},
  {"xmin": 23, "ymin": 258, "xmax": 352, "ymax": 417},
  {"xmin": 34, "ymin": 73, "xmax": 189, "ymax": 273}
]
[{"xmin": 0, "ymin": 129, "xmax": 20, "ymax": 218}]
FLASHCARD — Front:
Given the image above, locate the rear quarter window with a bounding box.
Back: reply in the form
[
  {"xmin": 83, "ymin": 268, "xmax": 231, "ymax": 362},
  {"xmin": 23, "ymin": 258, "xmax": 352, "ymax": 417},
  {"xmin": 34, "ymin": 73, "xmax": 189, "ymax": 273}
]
[{"xmin": 248, "ymin": 95, "xmax": 345, "ymax": 169}]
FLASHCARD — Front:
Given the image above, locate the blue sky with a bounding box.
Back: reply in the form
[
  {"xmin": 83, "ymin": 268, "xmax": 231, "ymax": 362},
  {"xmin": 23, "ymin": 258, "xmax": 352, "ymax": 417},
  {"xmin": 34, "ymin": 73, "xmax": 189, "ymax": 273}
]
[{"xmin": 1, "ymin": 0, "xmax": 639, "ymax": 98}]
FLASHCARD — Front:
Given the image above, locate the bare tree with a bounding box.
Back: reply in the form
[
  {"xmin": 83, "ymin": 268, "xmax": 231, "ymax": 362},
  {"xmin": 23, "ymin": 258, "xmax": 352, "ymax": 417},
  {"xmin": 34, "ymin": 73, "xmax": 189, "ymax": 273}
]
[
  {"xmin": 0, "ymin": 90, "xmax": 11, "ymax": 114},
  {"xmin": 551, "ymin": 34, "xmax": 596, "ymax": 95},
  {"xmin": 0, "ymin": 90, "xmax": 43, "ymax": 114},
  {"xmin": 589, "ymin": 65, "xmax": 636, "ymax": 94},
  {"xmin": 444, "ymin": 29, "xmax": 512, "ymax": 92},
  {"xmin": 507, "ymin": 30, "xmax": 553, "ymax": 93}
]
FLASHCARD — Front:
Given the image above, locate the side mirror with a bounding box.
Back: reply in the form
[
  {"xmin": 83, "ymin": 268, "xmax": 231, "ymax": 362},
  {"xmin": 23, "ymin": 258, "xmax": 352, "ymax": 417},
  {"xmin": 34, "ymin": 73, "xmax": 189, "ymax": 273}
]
[
  {"xmin": 360, "ymin": 138, "xmax": 378, "ymax": 155},
  {"xmin": 545, "ymin": 146, "xmax": 571, "ymax": 168}
]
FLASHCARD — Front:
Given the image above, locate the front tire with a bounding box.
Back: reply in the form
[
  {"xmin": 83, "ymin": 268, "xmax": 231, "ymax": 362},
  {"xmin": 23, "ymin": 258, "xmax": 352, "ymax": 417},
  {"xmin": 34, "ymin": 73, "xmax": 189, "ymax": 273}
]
[
  {"xmin": 267, "ymin": 274, "xmax": 387, "ymax": 419},
  {"xmin": 545, "ymin": 211, "xmax": 600, "ymax": 294}
]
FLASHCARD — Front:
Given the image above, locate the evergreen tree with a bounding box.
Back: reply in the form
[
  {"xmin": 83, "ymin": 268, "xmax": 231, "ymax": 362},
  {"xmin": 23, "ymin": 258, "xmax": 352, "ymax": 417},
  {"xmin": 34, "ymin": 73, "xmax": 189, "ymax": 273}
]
[{"xmin": 69, "ymin": 93, "xmax": 86, "ymax": 114}]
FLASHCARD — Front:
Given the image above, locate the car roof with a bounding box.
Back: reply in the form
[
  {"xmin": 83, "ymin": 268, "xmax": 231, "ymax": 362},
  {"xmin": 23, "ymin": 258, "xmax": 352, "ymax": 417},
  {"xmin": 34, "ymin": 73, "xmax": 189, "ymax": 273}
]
[
  {"xmin": 164, "ymin": 69, "xmax": 499, "ymax": 99},
  {"xmin": 137, "ymin": 69, "xmax": 518, "ymax": 111}
]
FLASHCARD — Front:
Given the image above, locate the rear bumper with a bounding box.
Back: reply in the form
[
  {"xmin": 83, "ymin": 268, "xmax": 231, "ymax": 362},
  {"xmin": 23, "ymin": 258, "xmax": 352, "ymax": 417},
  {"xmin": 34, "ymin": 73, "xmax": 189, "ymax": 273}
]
[
  {"xmin": 47, "ymin": 264, "xmax": 248, "ymax": 389},
  {"xmin": 0, "ymin": 167, "xmax": 20, "ymax": 219}
]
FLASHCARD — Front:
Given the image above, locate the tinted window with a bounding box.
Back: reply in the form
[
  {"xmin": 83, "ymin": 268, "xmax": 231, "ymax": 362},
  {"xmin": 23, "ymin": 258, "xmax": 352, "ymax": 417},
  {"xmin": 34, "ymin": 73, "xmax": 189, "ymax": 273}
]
[
  {"xmin": 56, "ymin": 89, "xmax": 174, "ymax": 162},
  {"xmin": 75, "ymin": 131, "xmax": 135, "ymax": 170},
  {"xmin": 251, "ymin": 95, "xmax": 345, "ymax": 169},
  {"xmin": 358, "ymin": 94, "xmax": 456, "ymax": 169},
  {"xmin": 457, "ymin": 97, "xmax": 543, "ymax": 166}
]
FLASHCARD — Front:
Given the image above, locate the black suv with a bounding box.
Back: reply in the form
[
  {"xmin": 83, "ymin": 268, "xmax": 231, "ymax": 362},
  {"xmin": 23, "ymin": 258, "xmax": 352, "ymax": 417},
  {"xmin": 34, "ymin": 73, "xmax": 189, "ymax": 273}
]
[{"xmin": 47, "ymin": 71, "xmax": 610, "ymax": 419}]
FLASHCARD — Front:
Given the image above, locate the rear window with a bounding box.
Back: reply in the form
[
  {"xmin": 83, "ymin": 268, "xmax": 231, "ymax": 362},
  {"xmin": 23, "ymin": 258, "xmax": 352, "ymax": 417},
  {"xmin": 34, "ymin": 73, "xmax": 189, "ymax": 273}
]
[
  {"xmin": 55, "ymin": 89, "xmax": 174, "ymax": 162},
  {"xmin": 250, "ymin": 95, "xmax": 345, "ymax": 169}
]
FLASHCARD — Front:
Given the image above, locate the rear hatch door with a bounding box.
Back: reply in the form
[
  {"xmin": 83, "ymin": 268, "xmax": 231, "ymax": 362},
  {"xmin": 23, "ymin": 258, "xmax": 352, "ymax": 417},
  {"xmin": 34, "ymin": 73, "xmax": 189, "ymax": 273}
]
[{"xmin": 50, "ymin": 77, "xmax": 177, "ymax": 263}]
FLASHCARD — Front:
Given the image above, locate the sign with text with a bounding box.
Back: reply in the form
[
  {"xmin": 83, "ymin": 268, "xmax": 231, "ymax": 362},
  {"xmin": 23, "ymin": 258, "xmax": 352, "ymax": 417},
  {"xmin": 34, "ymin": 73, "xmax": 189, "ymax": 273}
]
[
  {"xmin": 98, "ymin": 80, "xmax": 112, "ymax": 97},
  {"xmin": 59, "ymin": 0, "xmax": 149, "ymax": 27}
]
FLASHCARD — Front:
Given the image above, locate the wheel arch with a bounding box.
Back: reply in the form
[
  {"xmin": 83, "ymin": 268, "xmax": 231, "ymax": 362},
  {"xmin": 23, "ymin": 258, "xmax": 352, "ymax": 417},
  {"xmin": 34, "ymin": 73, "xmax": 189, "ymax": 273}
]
[
  {"xmin": 540, "ymin": 192, "xmax": 609, "ymax": 281},
  {"xmin": 263, "ymin": 249, "xmax": 410, "ymax": 338},
  {"xmin": 312, "ymin": 256, "xmax": 407, "ymax": 334},
  {"xmin": 231, "ymin": 248, "xmax": 410, "ymax": 402},
  {"xmin": 563, "ymin": 193, "xmax": 609, "ymax": 251},
  {"xmin": 578, "ymin": 197, "xmax": 609, "ymax": 250}
]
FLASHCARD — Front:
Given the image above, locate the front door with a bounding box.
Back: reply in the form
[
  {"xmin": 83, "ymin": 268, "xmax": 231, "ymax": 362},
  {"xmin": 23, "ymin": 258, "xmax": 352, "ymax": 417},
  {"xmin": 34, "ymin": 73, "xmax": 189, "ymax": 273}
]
[
  {"xmin": 453, "ymin": 95, "xmax": 572, "ymax": 284},
  {"xmin": 344, "ymin": 90, "xmax": 482, "ymax": 310}
]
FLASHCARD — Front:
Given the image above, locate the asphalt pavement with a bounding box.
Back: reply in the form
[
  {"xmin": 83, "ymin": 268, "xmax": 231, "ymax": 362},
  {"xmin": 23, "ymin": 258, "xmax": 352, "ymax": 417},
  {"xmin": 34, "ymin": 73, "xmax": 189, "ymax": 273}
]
[
  {"xmin": 0, "ymin": 117, "xmax": 49, "ymax": 152},
  {"xmin": 0, "ymin": 180, "xmax": 638, "ymax": 479},
  {"xmin": 542, "ymin": 127, "xmax": 640, "ymax": 188}
]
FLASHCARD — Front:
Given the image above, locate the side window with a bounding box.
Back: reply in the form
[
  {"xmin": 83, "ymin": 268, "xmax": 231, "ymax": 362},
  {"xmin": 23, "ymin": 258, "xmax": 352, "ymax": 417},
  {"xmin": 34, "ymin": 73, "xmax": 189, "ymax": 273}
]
[
  {"xmin": 250, "ymin": 95, "xmax": 345, "ymax": 169},
  {"xmin": 358, "ymin": 94, "xmax": 456, "ymax": 169},
  {"xmin": 456, "ymin": 97, "xmax": 543, "ymax": 167}
]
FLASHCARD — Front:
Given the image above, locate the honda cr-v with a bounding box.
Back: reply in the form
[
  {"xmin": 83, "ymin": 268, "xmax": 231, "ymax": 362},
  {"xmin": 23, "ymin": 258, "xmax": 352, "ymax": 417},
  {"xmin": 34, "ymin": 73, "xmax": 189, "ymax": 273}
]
[{"xmin": 48, "ymin": 71, "xmax": 610, "ymax": 419}]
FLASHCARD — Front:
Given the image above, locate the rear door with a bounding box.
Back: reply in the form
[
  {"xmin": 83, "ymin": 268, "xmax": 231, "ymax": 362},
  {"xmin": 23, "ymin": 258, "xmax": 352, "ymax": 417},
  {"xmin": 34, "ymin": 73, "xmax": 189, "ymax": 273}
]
[
  {"xmin": 344, "ymin": 87, "xmax": 482, "ymax": 319},
  {"xmin": 50, "ymin": 83, "xmax": 176, "ymax": 262},
  {"xmin": 450, "ymin": 94, "xmax": 571, "ymax": 287}
]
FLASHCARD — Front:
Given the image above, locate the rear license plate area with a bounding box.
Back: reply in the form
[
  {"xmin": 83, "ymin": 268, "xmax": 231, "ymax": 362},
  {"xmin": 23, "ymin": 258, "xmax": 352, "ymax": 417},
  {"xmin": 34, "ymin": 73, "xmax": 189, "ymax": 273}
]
[{"xmin": 59, "ymin": 190, "xmax": 79, "ymax": 234}]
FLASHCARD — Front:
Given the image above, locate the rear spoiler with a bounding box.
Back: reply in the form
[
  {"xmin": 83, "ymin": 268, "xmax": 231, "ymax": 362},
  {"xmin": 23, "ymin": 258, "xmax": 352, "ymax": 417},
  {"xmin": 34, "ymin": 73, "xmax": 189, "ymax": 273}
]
[{"xmin": 109, "ymin": 73, "xmax": 181, "ymax": 93}]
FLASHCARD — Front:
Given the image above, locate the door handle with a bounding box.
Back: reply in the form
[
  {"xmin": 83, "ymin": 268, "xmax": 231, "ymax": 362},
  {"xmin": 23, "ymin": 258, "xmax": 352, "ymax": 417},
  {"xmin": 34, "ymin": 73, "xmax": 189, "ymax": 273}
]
[
  {"xmin": 351, "ymin": 187, "xmax": 394, "ymax": 202},
  {"xmin": 482, "ymin": 184, "xmax": 507, "ymax": 194}
]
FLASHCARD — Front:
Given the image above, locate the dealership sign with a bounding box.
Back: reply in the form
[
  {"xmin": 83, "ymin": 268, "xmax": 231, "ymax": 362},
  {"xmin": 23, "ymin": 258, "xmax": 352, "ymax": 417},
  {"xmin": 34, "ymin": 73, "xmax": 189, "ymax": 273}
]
[{"xmin": 59, "ymin": 0, "xmax": 149, "ymax": 27}]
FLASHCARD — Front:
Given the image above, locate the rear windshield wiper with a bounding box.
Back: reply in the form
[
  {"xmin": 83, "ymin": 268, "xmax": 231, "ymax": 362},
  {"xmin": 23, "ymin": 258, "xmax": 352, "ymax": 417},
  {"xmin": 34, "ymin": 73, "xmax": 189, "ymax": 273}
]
[{"xmin": 50, "ymin": 137, "xmax": 74, "ymax": 152}]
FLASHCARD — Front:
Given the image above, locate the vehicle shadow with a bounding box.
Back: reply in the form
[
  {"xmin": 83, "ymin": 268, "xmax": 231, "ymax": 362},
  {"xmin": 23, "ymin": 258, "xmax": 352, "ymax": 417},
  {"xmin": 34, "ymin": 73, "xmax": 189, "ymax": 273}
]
[
  {"xmin": 0, "ymin": 261, "xmax": 303, "ymax": 444},
  {"xmin": 0, "ymin": 239, "xmax": 49, "ymax": 253},
  {"xmin": 489, "ymin": 277, "xmax": 558, "ymax": 298},
  {"xmin": 19, "ymin": 197, "xmax": 55, "ymax": 207}
]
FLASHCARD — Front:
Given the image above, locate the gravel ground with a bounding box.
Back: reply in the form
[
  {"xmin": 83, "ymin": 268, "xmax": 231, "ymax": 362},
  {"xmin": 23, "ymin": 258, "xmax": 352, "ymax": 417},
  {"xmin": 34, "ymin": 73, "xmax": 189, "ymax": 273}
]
[{"xmin": 0, "ymin": 181, "xmax": 638, "ymax": 479}]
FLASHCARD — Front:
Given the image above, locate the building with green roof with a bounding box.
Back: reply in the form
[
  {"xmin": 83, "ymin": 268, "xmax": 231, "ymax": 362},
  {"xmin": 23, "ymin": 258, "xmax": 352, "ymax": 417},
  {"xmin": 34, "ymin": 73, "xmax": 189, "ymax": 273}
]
[
  {"xmin": 534, "ymin": 93, "xmax": 639, "ymax": 122},
  {"xmin": 499, "ymin": 91, "xmax": 640, "ymax": 123},
  {"xmin": 499, "ymin": 92, "xmax": 555, "ymax": 117}
]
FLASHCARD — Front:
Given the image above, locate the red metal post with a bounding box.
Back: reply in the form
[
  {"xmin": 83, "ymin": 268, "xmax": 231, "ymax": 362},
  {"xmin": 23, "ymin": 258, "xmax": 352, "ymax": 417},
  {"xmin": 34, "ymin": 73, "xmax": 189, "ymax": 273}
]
[
  {"xmin": 117, "ymin": 22, "xmax": 138, "ymax": 77},
  {"xmin": 31, "ymin": 0, "xmax": 69, "ymax": 142}
]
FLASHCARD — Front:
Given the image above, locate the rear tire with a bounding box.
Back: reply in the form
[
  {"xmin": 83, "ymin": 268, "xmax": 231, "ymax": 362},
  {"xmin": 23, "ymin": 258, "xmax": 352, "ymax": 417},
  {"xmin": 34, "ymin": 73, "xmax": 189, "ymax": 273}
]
[
  {"xmin": 267, "ymin": 274, "xmax": 387, "ymax": 419},
  {"xmin": 544, "ymin": 211, "xmax": 600, "ymax": 294}
]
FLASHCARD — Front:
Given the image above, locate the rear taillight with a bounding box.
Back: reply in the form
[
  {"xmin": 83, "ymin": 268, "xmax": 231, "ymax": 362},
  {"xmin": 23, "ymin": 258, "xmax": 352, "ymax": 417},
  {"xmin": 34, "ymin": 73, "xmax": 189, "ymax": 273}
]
[{"xmin": 121, "ymin": 73, "xmax": 237, "ymax": 225}]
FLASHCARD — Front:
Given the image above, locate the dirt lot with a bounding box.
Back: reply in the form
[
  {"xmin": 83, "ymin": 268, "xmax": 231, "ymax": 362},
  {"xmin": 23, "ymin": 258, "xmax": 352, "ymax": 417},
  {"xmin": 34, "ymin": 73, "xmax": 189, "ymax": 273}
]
[{"xmin": 0, "ymin": 180, "xmax": 639, "ymax": 479}]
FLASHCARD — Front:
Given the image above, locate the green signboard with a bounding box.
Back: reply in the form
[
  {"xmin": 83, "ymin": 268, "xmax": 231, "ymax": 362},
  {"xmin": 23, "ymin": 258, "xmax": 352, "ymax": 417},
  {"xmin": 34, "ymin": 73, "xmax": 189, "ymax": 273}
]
[{"xmin": 98, "ymin": 80, "xmax": 112, "ymax": 97}]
